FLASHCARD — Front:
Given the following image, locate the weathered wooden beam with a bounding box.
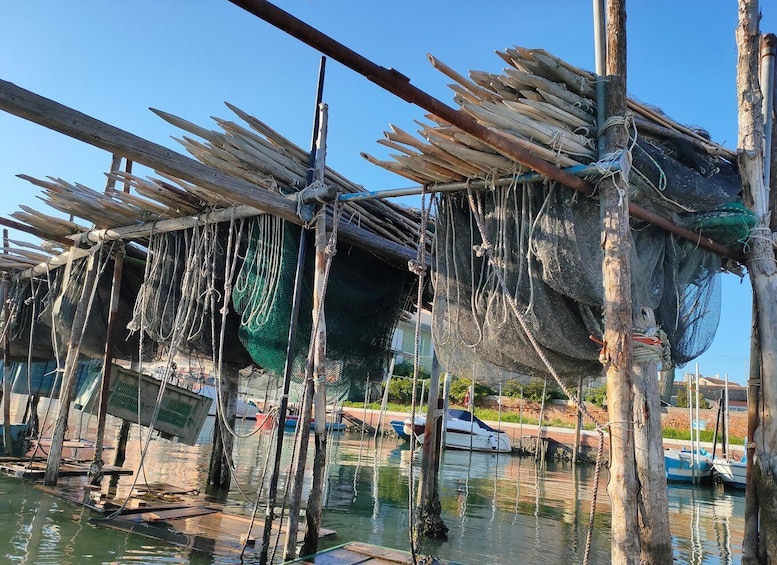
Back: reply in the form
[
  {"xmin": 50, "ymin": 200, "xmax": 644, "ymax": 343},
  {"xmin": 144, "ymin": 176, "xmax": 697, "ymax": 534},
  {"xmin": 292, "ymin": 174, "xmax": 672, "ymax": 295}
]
[
  {"xmin": 600, "ymin": 2, "xmax": 640, "ymax": 563},
  {"xmin": 0, "ymin": 79, "xmax": 415, "ymax": 268}
]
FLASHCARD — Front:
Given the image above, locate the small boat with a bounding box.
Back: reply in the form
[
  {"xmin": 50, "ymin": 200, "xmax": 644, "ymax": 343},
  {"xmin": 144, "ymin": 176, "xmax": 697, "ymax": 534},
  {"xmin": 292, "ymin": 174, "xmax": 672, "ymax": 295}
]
[
  {"xmin": 664, "ymin": 448, "xmax": 713, "ymax": 482},
  {"xmin": 284, "ymin": 415, "xmax": 346, "ymax": 432},
  {"xmin": 391, "ymin": 420, "xmax": 410, "ymax": 441},
  {"xmin": 404, "ymin": 409, "xmax": 513, "ymax": 454},
  {"xmin": 713, "ymin": 456, "xmax": 747, "ymax": 488}
]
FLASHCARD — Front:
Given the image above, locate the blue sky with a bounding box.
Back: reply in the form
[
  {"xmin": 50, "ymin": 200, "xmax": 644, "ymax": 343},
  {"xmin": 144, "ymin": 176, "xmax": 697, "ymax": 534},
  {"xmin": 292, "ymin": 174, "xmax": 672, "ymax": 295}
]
[{"xmin": 1, "ymin": 1, "xmax": 774, "ymax": 385}]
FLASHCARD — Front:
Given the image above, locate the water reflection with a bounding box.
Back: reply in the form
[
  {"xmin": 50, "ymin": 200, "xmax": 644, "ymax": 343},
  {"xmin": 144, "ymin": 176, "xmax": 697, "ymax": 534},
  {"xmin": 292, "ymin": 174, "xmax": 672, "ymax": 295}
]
[{"xmin": 0, "ymin": 416, "xmax": 747, "ymax": 564}]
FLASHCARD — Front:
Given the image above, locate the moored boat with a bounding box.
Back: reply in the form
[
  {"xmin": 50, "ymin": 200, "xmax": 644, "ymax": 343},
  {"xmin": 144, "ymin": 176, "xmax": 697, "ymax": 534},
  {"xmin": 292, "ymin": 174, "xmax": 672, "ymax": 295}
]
[
  {"xmin": 391, "ymin": 420, "xmax": 411, "ymax": 441},
  {"xmin": 403, "ymin": 409, "xmax": 513, "ymax": 454},
  {"xmin": 713, "ymin": 456, "xmax": 747, "ymax": 488},
  {"xmin": 284, "ymin": 415, "xmax": 346, "ymax": 432},
  {"xmin": 664, "ymin": 448, "xmax": 713, "ymax": 483}
]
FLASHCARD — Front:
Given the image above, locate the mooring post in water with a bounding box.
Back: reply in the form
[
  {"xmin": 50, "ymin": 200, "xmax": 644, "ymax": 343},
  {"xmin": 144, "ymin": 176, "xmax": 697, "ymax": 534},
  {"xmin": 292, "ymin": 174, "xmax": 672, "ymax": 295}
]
[
  {"xmin": 260, "ymin": 55, "xmax": 327, "ymax": 565},
  {"xmin": 90, "ymin": 244, "xmax": 124, "ymax": 485},
  {"xmin": 416, "ymin": 353, "xmax": 448, "ymax": 540},
  {"xmin": 207, "ymin": 362, "xmax": 238, "ymax": 491},
  {"xmin": 631, "ymin": 308, "xmax": 672, "ymax": 562},
  {"xmin": 600, "ymin": 1, "xmax": 640, "ymax": 562},
  {"xmin": 2, "ymin": 229, "xmax": 11, "ymax": 456},
  {"xmin": 300, "ymin": 97, "xmax": 332, "ymax": 557},
  {"xmin": 44, "ymin": 249, "xmax": 100, "ymax": 486},
  {"xmin": 572, "ymin": 377, "xmax": 583, "ymax": 464}
]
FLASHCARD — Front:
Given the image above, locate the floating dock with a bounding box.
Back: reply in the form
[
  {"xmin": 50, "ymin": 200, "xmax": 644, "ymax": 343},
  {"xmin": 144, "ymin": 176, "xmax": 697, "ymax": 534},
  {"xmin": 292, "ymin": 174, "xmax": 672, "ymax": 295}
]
[{"xmin": 290, "ymin": 541, "xmax": 452, "ymax": 564}]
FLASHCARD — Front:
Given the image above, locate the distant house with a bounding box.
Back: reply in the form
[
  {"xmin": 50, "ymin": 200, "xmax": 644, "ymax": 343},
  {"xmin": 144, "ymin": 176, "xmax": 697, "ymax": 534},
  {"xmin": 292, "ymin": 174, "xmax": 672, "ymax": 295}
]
[
  {"xmin": 673, "ymin": 373, "xmax": 747, "ymax": 410},
  {"xmin": 391, "ymin": 309, "xmax": 434, "ymax": 374}
]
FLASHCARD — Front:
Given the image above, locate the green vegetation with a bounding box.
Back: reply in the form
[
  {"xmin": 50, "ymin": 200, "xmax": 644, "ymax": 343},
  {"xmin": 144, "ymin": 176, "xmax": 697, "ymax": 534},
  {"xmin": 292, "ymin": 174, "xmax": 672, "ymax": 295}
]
[
  {"xmin": 584, "ymin": 386, "xmax": 607, "ymax": 408},
  {"xmin": 675, "ymin": 386, "xmax": 711, "ymax": 409}
]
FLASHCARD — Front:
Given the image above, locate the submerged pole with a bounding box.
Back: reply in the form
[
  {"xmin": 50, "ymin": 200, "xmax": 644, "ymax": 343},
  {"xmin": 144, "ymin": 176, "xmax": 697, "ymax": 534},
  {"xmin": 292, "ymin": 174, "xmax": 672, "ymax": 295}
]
[{"xmin": 416, "ymin": 354, "xmax": 448, "ymax": 539}]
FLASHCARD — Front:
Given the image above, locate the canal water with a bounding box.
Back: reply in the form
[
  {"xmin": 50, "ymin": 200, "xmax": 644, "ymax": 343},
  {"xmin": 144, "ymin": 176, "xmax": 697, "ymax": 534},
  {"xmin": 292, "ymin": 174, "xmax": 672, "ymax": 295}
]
[{"xmin": 0, "ymin": 415, "xmax": 745, "ymax": 564}]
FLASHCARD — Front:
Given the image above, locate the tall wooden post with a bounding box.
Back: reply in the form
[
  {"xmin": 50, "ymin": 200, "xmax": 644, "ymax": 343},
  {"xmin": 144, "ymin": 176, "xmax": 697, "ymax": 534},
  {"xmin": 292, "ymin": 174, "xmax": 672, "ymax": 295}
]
[
  {"xmin": 2, "ymin": 229, "xmax": 10, "ymax": 456},
  {"xmin": 89, "ymin": 245, "xmax": 124, "ymax": 485},
  {"xmin": 415, "ymin": 353, "xmax": 447, "ymax": 539},
  {"xmin": 631, "ymin": 308, "xmax": 672, "ymax": 563},
  {"xmin": 738, "ymin": 6, "xmax": 777, "ymax": 560},
  {"xmin": 44, "ymin": 250, "xmax": 99, "ymax": 485},
  {"xmin": 300, "ymin": 102, "xmax": 333, "ymax": 557},
  {"xmin": 601, "ymin": 1, "xmax": 640, "ymax": 562}
]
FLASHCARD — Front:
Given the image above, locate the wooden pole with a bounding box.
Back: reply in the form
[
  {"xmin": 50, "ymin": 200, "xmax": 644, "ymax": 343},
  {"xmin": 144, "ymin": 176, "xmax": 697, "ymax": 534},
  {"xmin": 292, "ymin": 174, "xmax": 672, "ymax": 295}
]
[
  {"xmin": 572, "ymin": 377, "xmax": 583, "ymax": 463},
  {"xmin": 601, "ymin": 1, "xmax": 640, "ymax": 562},
  {"xmin": 2, "ymin": 229, "xmax": 11, "ymax": 455},
  {"xmin": 631, "ymin": 308, "xmax": 672, "ymax": 563},
  {"xmin": 301, "ymin": 99, "xmax": 334, "ymax": 557},
  {"xmin": 737, "ymin": 5, "xmax": 777, "ymax": 561},
  {"xmin": 207, "ymin": 363, "xmax": 238, "ymax": 490},
  {"xmin": 415, "ymin": 353, "xmax": 447, "ymax": 539},
  {"xmin": 0, "ymin": 79, "xmax": 414, "ymax": 269},
  {"xmin": 89, "ymin": 245, "xmax": 124, "ymax": 485},
  {"xmin": 44, "ymin": 249, "xmax": 99, "ymax": 485}
]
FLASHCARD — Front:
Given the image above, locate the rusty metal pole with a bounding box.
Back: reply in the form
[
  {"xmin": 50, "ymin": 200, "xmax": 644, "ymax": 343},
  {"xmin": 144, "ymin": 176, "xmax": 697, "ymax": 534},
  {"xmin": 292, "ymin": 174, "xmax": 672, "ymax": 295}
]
[{"xmin": 227, "ymin": 0, "xmax": 742, "ymax": 264}]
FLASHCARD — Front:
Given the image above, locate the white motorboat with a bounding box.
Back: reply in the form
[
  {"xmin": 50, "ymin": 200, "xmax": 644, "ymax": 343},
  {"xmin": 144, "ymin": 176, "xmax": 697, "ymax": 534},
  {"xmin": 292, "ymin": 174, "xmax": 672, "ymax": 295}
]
[
  {"xmin": 713, "ymin": 456, "xmax": 747, "ymax": 488},
  {"xmin": 404, "ymin": 409, "xmax": 513, "ymax": 454}
]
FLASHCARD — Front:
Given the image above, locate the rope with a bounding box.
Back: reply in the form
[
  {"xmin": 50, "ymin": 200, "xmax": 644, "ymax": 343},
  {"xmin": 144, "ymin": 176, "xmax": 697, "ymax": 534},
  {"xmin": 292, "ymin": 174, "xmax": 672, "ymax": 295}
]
[{"xmin": 407, "ymin": 186, "xmax": 433, "ymax": 565}]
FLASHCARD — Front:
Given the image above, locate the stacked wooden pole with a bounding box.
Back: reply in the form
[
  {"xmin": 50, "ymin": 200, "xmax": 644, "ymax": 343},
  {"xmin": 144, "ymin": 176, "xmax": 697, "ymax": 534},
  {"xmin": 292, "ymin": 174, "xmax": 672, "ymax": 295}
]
[{"xmin": 363, "ymin": 46, "xmax": 735, "ymax": 186}]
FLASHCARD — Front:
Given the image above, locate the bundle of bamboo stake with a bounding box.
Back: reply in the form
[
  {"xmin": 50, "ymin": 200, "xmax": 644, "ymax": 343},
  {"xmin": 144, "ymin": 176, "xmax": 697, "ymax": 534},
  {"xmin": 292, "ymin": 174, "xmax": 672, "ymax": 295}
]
[
  {"xmin": 363, "ymin": 46, "xmax": 735, "ymax": 184},
  {"xmin": 153, "ymin": 104, "xmax": 430, "ymax": 250}
]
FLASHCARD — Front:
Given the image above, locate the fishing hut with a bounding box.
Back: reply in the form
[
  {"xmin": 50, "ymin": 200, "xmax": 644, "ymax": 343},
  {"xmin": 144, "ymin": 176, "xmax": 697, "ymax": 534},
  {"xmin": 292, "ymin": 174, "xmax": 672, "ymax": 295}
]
[{"xmin": 1, "ymin": 1, "xmax": 776, "ymax": 564}]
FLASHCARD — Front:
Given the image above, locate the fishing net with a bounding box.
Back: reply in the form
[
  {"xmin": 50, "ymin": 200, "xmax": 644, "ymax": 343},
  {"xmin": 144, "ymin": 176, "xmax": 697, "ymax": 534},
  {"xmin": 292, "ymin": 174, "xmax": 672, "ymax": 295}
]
[
  {"xmin": 232, "ymin": 215, "xmax": 416, "ymax": 399},
  {"xmin": 432, "ymin": 169, "xmax": 728, "ymax": 383},
  {"xmin": 127, "ymin": 224, "xmax": 253, "ymax": 366}
]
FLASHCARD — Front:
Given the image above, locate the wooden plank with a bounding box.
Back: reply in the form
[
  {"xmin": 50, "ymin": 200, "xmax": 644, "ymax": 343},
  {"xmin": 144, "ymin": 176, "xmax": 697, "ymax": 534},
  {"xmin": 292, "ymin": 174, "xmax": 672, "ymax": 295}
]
[
  {"xmin": 0, "ymin": 79, "xmax": 415, "ymax": 268},
  {"xmin": 141, "ymin": 506, "xmax": 216, "ymax": 522}
]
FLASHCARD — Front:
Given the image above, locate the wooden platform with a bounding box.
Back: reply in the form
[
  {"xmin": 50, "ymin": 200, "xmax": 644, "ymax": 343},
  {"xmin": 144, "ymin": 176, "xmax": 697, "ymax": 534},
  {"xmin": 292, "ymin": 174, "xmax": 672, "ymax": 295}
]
[
  {"xmin": 0, "ymin": 458, "xmax": 132, "ymax": 479},
  {"xmin": 291, "ymin": 542, "xmax": 451, "ymax": 564},
  {"xmin": 35, "ymin": 480, "xmax": 336, "ymax": 561}
]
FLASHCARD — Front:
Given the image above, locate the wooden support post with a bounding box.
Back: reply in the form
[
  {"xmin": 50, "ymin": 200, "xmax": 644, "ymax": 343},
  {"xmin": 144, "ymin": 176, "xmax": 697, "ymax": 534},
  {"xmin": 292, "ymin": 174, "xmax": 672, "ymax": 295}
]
[
  {"xmin": 89, "ymin": 245, "xmax": 124, "ymax": 485},
  {"xmin": 737, "ymin": 7, "xmax": 777, "ymax": 562},
  {"xmin": 2, "ymin": 229, "xmax": 10, "ymax": 456},
  {"xmin": 207, "ymin": 363, "xmax": 238, "ymax": 491},
  {"xmin": 601, "ymin": 1, "xmax": 640, "ymax": 562},
  {"xmin": 631, "ymin": 308, "xmax": 672, "ymax": 564},
  {"xmin": 301, "ymin": 99, "xmax": 332, "ymax": 558},
  {"xmin": 415, "ymin": 353, "xmax": 447, "ymax": 540},
  {"xmin": 44, "ymin": 249, "xmax": 99, "ymax": 486},
  {"xmin": 572, "ymin": 377, "xmax": 583, "ymax": 463}
]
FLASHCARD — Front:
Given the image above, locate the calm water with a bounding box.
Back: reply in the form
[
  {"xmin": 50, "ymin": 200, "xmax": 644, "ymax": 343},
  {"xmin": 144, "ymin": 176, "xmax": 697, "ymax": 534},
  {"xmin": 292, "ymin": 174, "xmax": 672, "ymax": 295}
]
[{"xmin": 0, "ymin": 415, "xmax": 745, "ymax": 564}]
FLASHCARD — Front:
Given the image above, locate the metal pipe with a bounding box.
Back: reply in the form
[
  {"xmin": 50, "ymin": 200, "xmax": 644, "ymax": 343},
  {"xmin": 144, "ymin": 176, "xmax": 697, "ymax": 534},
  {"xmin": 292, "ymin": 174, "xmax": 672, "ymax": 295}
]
[
  {"xmin": 229, "ymin": 0, "xmax": 744, "ymax": 264},
  {"xmin": 593, "ymin": 0, "xmax": 607, "ymax": 155},
  {"xmin": 337, "ymin": 163, "xmax": 618, "ymax": 203},
  {"xmin": 761, "ymin": 34, "xmax": 776, "ymax": 185}
]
